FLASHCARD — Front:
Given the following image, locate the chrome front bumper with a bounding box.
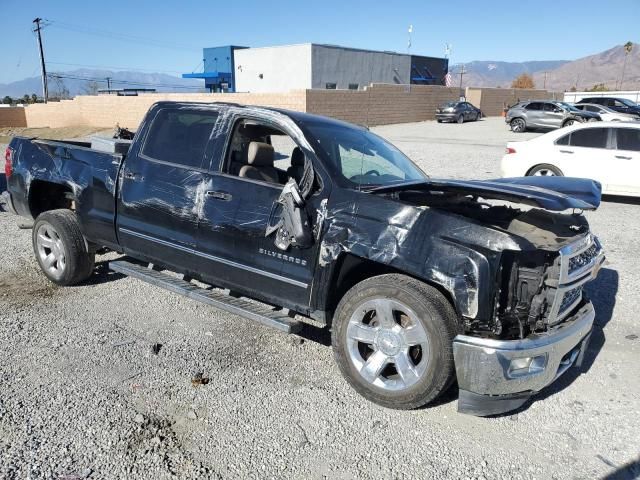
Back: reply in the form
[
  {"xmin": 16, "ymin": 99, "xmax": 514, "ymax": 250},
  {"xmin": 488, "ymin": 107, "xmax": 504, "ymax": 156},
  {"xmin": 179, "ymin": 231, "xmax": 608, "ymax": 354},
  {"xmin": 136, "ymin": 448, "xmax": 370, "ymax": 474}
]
[{"xmin": 453, "ymin": 300, "xmax": 595, "ymax": 416}]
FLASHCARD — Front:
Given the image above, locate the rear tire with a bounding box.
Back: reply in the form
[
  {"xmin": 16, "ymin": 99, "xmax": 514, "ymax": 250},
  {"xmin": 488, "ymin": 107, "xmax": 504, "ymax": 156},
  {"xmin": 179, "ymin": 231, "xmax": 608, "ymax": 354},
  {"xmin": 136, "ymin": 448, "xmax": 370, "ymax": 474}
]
[
  {"xmin": 563, "ymin": 119, "xmax": 577, "ymax": 127},
  {"xmin": 32, "ymin": 209, "xmax": 95, "ymax": 286},
  {"xmin": 331, "ymin": 274, "xmax": 459, "ymax": 410},
  {"xmin": 527, "ymin": 164, "xmax": 563, "ymax": 177}
]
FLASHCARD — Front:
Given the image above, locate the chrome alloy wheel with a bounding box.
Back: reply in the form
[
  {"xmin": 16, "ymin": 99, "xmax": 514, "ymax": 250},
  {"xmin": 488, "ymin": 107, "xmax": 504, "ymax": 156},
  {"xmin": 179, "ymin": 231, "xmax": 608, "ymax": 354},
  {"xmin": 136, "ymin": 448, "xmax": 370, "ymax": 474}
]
[
  {"xmin": 346, "ymin": 299, "xmax": 430, "ymax": 391},
  {"xmin": 533, "ymin": 168, "xmax": 556, "ymax": 176},
  {"xmin": 36, "ymin": 223, "xmax": 66, "ymax": 280}
]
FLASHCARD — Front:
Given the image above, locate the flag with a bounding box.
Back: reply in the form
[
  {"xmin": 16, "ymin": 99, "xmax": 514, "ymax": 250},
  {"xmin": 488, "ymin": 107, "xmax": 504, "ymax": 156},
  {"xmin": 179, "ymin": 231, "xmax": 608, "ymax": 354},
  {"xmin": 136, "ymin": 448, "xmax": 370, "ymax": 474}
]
[{"xmin": 444, "ymin": 72, "xmax": 452, "ymax": 87}]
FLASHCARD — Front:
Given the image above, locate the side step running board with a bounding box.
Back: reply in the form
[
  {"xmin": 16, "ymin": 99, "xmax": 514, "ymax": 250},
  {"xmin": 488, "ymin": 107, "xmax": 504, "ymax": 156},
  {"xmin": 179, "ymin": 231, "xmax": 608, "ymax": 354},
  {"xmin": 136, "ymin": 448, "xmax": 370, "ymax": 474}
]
[{"xmin": 109, "ymin": 260, "xmax": 301, "ymax": 334}]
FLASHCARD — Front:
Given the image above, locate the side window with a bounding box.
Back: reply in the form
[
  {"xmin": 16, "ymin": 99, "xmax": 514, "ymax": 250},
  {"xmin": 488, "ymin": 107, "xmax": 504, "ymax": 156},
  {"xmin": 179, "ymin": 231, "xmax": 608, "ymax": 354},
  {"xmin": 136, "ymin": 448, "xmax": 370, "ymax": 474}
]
[
  {"xmin": 569, "ymin": 128, "xmax": 609, "ymax": 149},
  {"xmin": 224, "ymin": 119, "xmax": 302, "ymax": 185},
  {"xmin": 542, "ymin": 103, "xmax": 558, "ymax": 112},
  {"xmin": 525, "ymin": 102, "xmax": 542, "ymax": 111},
  {"xmin": 615, "ymin": 128, "xmax": 640, "ymax": 152},
  {"xmin": 613, "ymin": 99, "xmax": 628, "ymax": 108},
  {"xmin": 555, "ymin": 134, "xmax": 570, "ymax": 146},
  {"xmin": 142, "ymin": 109, "xmax": 218, "ymax": 168}
]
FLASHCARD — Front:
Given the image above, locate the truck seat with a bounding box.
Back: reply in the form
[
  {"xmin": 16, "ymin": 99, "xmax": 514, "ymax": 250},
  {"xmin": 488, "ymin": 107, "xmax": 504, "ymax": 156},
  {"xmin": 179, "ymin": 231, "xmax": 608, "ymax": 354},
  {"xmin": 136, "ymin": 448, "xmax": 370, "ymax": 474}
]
[
  {"xmin": 239, "ymin": 142, "xmax": 279, "ymax": 183},
  {"xmin": 286, "ymin": 147, "xmax": 305, "ymax": 184}
]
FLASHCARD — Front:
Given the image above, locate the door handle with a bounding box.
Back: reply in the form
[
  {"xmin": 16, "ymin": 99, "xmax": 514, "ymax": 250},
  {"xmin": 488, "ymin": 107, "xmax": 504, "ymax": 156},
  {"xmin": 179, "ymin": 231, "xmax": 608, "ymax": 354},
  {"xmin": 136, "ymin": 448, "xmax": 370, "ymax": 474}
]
[
  {"xmin": 615, "ymin": 155, "xmax": 632, "ymax": 160},
  {"xmin": 123, "ymin": 171, "xmax": 143, "ymax": 182},
  {"xmin": 559, "ymin": 150, "xmax": 574, "ymax": 154},
  {"xmin": 206, "ymin": 191, "xmax": 232, "ymax": 201}
]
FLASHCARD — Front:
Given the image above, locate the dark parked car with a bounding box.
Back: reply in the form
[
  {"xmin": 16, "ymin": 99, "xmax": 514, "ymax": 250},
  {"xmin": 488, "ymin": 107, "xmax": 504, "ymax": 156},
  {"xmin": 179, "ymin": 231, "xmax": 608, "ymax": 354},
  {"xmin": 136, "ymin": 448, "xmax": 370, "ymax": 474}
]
[
  {"xmin": 506, "ymin": 100, "xmax": 600, "ymax": 133},
  {"xmin": 436, "ymin": 101, "xmax": 482, "ymax": 123},
  {"xmin": 2, "ymin": 102, "xmax": 605, "ymax": 416},
  {"xmin": 576, "ymin": 97, "xmax": 640, "ymax": 118}
]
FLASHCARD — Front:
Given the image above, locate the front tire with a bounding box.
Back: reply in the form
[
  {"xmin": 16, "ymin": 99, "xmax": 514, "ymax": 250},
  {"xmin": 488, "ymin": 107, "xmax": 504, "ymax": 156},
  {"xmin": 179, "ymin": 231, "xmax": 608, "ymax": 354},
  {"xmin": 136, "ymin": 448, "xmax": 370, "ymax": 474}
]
[
  {"xmin": 332, "ymin": 274, "xmax": 459, "ymax": 410},
  {"xmin": 563, "ymin": 119, "xmax": 577, "ymax": 127},
  {"xmin": 456, "ymin": 114, "xmax": 464, "ymax": 124},
  {"xmin": 528, "ymin": 163, "xmax": 563, "ymax": 177},
  {"xmin": 510, "ymin": 118, "xmax": 526, "ymax": 132},
  {"xmin": 32, "ymin": 209, "xmax": 95, "ymax": 286}
]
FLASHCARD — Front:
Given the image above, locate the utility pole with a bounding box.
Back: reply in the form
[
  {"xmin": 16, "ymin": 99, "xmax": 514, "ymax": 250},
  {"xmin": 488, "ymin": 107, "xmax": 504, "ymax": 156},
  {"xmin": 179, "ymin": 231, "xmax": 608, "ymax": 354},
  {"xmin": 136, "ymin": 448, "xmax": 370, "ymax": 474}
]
[
  {"xmin": 33, "ymin": 18, "xmax": 48, "ymax": 103},
  {"xmin": 106, "ymin": 77, "xmax": 112, "ymax": 91},
  {"xmin": 458, "ymin": 64, "xmax": 467, "ymax": 100},
  {"xmin": 543, "ymin": 71, "xmax": 548, "ymax": 89}
]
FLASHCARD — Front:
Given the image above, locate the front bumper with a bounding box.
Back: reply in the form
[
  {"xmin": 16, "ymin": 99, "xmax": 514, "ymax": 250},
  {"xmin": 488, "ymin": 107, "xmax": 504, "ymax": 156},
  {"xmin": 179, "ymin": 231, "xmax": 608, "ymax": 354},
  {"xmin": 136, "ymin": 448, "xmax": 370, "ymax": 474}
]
[
  {"xmin": 452, "ymin": 300, "xmax": 595, "ymax": 416},
  {"xmin": 0, "ymin": 191, "xmax": 17, "ymax": 215}
]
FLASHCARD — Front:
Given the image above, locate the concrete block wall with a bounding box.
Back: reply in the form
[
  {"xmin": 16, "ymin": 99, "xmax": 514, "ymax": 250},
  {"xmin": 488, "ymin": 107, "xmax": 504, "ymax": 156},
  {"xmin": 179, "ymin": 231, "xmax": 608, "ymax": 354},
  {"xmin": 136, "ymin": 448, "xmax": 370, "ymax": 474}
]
[
  {"xmin": 468, "ymin": 87, "xmax": 563, "ymax": 116},
  {"xmin": 306, "ymin": 84, "xmax": 462, "ymax": 126},
  {"xmin": 24, "ymin": 91, "xmax": 307, "ymax": 128},
  {"xmin": 0, "ymin": 107, "xmax": 27, "ymax": 128}
]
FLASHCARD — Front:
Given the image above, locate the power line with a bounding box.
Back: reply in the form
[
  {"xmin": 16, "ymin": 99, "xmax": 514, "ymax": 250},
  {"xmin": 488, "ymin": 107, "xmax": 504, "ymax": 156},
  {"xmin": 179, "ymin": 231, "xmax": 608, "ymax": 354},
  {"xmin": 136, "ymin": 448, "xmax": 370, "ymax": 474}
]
[
  {"xmin": 46, "ymin": 61, "xmax": 185, "ymax": 75},
  {"xmin": 47, "ymin": 19, "xmax": 201, "ymax": 52},
  {"xmin": 47, "ymin": 72, "xmax": 205, "ymax": 91}
]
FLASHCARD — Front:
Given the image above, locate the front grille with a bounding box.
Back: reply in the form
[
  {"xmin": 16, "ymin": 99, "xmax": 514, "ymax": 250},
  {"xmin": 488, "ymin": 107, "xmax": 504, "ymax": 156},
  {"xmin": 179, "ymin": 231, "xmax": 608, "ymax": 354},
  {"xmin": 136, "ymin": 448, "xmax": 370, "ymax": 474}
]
[
  {"xmin": 568, "ymin": 243, "xmax": 599, "ymax": 275},
  {"xmin": 559, "ymin": 286, "xmax": 583, "ymax": 315}
]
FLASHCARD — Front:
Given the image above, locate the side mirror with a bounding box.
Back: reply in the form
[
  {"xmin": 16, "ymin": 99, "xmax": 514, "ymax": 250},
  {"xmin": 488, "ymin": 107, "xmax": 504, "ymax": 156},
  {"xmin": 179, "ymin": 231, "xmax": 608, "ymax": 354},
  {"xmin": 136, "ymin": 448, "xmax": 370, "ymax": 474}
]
[{"xmin": 266, "ymin": 179, "xmax": 313, "ymax": 251}]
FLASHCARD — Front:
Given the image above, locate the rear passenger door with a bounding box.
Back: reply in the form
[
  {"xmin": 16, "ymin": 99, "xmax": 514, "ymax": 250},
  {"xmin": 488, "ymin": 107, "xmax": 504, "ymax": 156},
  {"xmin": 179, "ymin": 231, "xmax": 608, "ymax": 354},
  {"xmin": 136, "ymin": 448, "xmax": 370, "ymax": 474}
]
[
  {"xmin": 609, "ymin": 127, "xmax": 640, "ymax": 195},
  {"xmin": 117, "ymin": 105, "xmax": 221, "ymax": 273}
]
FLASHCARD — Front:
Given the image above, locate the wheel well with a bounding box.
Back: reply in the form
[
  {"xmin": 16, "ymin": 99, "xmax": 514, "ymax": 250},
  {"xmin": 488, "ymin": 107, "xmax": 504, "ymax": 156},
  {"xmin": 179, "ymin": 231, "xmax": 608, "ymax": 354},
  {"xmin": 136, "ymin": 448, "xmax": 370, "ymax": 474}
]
[
  {"xmin": 510, "ymin": 117, "xmax": 525, "ymax": 124},
  {"xmin": 28, "ymin": 181, "xmax": 73, "ymax": 219},
  {"xmin": 526, "ymin": 163, "xmax": 563, "ymax": 176},
  {"xmin": 324, "ymin": 253, "xmax": 457, "ymax": 325}
]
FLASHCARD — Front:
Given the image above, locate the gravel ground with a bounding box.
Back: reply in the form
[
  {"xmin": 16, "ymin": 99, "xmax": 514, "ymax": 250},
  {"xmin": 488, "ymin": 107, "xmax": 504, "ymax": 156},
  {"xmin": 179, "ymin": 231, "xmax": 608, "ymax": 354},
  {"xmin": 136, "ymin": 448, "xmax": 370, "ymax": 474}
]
[{"xmin": 1, "ymin": 117, "xmax": 639, "ymax": 479}]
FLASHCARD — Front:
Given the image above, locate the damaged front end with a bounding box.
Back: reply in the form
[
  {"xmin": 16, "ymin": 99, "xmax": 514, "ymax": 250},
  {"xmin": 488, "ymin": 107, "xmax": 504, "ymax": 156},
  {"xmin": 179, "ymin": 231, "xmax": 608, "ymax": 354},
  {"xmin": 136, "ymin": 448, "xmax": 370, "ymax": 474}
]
[{"xmin": 453, "ymin": 232, "xmax": 605, "ymax": 416}]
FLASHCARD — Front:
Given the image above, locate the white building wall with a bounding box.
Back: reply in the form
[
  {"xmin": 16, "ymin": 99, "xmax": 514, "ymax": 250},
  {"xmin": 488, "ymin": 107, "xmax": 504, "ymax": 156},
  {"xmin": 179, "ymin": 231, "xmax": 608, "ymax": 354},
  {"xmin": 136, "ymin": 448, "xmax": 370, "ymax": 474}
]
[
  {"xmin": 564, "ymin": 90, "xmax": 640, "ymax": 103},
  {"xmin": 234, "ymin": 44, "xmax": 312, "ymax": 93}
]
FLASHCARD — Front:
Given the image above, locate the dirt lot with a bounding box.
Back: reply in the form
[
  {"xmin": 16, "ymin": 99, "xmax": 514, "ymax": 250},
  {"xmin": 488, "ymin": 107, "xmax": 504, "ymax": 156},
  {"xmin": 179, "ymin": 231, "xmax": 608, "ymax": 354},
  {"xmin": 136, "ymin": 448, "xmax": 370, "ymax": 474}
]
[{"xmin": 0, "ymin": 118, "xmax": 639, "ymax": 479}]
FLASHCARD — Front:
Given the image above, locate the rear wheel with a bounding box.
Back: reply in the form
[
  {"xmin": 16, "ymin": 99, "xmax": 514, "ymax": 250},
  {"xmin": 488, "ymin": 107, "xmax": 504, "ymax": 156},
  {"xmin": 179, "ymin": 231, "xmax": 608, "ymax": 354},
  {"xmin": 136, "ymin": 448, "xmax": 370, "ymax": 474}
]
[
  {"xmin": 563, "ymin": 119, "xmax": 577, "ymax": 127},
  {"xmin": 32, "ymin": 209, "xmax": 95, "ymax": 286},
  {"xmin": 332, "ymin": 274, "xmax": 459, "ymax": 410},
  {"xmin": 510, "ymin": 118, "xmax": 526, "ymax": 132},
  {"xmin": 528, "ymin": 164, "xmax": 563, "ymax": 177}
]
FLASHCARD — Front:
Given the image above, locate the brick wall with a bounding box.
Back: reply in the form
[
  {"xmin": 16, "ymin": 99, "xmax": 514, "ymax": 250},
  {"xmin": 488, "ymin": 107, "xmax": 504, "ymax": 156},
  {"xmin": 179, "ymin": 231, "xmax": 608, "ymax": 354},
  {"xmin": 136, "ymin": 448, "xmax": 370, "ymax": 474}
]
[
  {"xmin": 24, "ymin": 91, "xmax": 307, "ymax": 128},
  {"xmin": 0, "ymin": 107, "xmax": 27, "ymax": 128},
  {"xmin": 468, "ymin": 87, "xmax": 563, "ymax": 116},
  {"xmin": 306, "ymin": 84, "xmax": 462, "ymax": 126},
  {"xmin": 13, "ymin": 85, "xmax": 563, "ymax": 129}
]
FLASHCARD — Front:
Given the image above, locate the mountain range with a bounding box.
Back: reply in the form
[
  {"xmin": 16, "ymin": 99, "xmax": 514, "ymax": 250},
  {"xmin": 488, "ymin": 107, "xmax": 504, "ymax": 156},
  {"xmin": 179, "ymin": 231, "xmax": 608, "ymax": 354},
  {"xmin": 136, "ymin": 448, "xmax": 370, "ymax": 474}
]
[{"xmin": 1, "ymin": 43, "xmax": 638, "ymax": 98}]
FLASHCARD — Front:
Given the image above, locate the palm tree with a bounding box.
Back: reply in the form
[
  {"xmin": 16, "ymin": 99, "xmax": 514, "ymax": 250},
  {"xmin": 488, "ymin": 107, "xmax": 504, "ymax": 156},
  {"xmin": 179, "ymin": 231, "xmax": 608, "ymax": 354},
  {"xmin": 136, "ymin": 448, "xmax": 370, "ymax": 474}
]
[{"xmin": 619, "ymin": 41, "xmax": 633, "ymax": 90}]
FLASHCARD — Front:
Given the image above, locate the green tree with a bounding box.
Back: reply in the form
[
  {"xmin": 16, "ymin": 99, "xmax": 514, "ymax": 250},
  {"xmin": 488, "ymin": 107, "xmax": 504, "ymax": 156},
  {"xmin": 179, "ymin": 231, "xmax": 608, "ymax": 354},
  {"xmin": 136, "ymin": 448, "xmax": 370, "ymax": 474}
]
[
  {"xmin": 2, "ymin": 96, "xmax": 12, "ymax": 105},
  {"xmin": 511, "ymin": 73, "xmax": 535, "ymax": 89},
  {"xmin": 22, "ymin": 94, "xmax": 31, "ymax": 104},
  {"xmin": 31, "ymin": 93, "xmax": 38, "ymax": 103}
]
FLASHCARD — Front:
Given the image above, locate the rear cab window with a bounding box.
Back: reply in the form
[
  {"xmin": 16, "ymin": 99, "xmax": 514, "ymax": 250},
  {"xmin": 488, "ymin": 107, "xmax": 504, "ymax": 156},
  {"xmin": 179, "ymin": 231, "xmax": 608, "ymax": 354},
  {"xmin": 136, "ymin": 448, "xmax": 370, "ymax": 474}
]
[{"xmin": 142, "ymin": 108, "xmax": 219, "ymax": 169}]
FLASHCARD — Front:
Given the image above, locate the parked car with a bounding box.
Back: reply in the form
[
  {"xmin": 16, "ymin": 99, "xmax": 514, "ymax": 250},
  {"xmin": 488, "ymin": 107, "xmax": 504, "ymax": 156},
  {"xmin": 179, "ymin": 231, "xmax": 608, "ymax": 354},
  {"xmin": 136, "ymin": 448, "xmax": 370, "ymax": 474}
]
[
  {"xmin": 572, "ymin": 103, "xmax": 640, "ymax": 122},
  {"xmin": 2, "ymin": 101, "xmax": 605, "ymax": 416},
  {"xmin": 576, "ymin": 97, "xmax": 640, "ymax": 118},
  {"xmin": 506, "ymin": 100, "xmax": 600, "ymax": 133},
  {"xmin": 501, "ymin": 121, "xmax": 640, "ymax": 196},
  {"xmin": 435, "ymin": 101, "xmax": 482, "ymax": 123}
]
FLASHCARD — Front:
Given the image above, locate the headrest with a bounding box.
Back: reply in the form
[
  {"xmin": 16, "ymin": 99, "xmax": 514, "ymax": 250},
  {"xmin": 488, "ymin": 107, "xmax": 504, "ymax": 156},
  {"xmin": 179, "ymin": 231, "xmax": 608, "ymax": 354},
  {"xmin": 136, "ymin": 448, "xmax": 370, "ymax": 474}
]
[
  {"xmin": 247, "ymin": 142, "xmax": 274, "ymax": 166},
  {"xmin": 290, "ymin": 147, "xmax": 305, "ymax": 166}
]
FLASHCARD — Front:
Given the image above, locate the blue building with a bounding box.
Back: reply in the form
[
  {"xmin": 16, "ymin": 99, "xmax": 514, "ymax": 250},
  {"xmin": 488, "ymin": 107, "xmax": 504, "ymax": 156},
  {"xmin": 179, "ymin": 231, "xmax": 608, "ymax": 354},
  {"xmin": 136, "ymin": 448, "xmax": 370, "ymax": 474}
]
[{"xmin": 182, "ymin": 45, "xmax": 247, "ymax": 92}]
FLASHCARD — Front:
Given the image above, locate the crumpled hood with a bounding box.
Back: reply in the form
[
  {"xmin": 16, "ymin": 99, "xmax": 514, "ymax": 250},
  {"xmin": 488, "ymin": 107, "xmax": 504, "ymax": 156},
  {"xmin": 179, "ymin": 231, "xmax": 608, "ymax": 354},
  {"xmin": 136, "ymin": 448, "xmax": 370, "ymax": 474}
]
[{"xmin": 372, "ymin": 176, "xmax": 602, "ymax": 211}]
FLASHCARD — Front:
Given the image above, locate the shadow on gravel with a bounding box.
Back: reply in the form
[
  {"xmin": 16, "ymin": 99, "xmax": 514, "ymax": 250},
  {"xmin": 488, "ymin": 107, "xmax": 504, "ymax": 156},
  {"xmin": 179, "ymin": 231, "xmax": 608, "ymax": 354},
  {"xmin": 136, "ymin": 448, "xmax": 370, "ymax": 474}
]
[
  {"xmin": 602, "ymin": 194, "xmax": 640, "ymax": 206},
  {"xmin": 601, "ymin": 457, "xmax": 640, "ymax": 480},
  {"xmin": 0, "ymin": 172, "xmax": 6, "ymax": 192},
  {"xmin": 493, "ymin": 267, "xmax": 619, "ymax": 417},
  {"xmin": 81, "ymin": 260, "xmax": 126, "ymax": 286}
]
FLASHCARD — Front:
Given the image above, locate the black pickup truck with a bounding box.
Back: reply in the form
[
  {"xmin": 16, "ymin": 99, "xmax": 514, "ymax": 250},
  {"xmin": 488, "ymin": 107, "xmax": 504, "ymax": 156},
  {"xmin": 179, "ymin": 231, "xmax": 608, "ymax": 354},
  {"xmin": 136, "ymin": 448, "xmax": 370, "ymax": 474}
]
[{"xmin": 2, "ymin": 102, "xmax": 605, "ymax": 416}]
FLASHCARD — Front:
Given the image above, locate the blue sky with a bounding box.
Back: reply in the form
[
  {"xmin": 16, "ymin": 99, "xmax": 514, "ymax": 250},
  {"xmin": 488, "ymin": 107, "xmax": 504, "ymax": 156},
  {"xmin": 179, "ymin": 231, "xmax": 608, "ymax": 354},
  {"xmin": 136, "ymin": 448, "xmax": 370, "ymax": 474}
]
[{"xmin": 1, "ymin": 0, "xmax": 638, "ymax": 83}]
